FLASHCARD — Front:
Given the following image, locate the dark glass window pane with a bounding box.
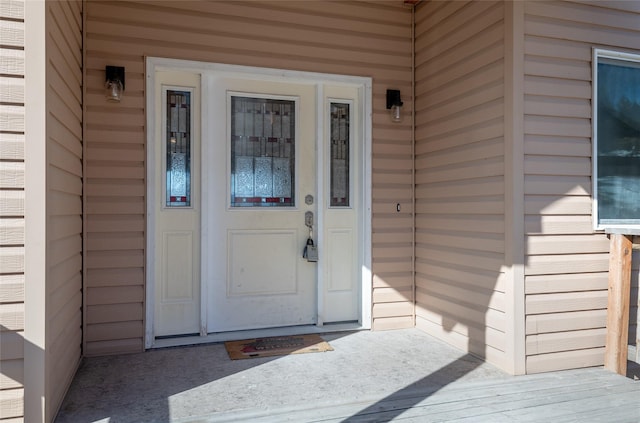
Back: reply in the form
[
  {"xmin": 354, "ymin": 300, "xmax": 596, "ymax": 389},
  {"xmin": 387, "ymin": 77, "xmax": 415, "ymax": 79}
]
[
  {"xmin": 230, "ymin": 97, "xmax": 295, "ymax": 207},
  {"xmin": 330, "ymin": 103, "xmax": 350, "ymax": 207},
  {"xmin": 166, "ymin": 90, "xmax": 191, "ymax": 207},
  {"xmin": 597, "ymin": 59, "xmax": 640, "ymax": 225}
]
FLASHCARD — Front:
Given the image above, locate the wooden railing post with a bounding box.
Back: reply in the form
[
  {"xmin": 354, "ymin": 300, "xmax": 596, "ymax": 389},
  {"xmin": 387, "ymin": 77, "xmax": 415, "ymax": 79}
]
[{"xmin": 604, "ymin": 233, "xmax": 632, "ymax": 375}]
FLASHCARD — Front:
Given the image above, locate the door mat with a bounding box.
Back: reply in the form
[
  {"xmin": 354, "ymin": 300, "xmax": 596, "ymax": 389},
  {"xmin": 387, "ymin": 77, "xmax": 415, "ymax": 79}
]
[{"xmin": 225, "ymin": 334, "xmax": 333, "ymax": 360}]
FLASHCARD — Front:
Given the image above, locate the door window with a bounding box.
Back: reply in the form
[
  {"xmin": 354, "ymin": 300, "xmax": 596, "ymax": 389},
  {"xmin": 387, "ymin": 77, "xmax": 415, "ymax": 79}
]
[
  {"xmin": 230, "ymin": 96, "xmax": 296, "ymax": 207},
  {"xmin": 330, "ymin": 102, "xmax": 350, "ymax": 207},
  {"xmin": 165, "ymin": 90, "xmax": 192, "ymax": 207}
]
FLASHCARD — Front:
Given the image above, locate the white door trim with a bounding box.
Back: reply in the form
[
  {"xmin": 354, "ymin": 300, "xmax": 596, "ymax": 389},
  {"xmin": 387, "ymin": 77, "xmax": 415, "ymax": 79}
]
[
  {"xmin": 145, "ymin": 57, "xmax": 372, "ymax": 348},
  {"xmin": 315, "ymin": 83, "xmax": 326, "ymax": 327},
  {"xmin": 145, "ymin": 60, "xmax": 157, "ymax": 347}
]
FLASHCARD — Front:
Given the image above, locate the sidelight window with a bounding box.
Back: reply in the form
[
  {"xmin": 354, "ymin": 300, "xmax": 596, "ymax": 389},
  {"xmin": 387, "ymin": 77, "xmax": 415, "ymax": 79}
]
[
  {"xmin": 330, "ymin": 102, "xmax": 350, "ymax": 207},
  {"xmin": 165, "ymin": 90, "xmax": 192, "ymax": 208}
]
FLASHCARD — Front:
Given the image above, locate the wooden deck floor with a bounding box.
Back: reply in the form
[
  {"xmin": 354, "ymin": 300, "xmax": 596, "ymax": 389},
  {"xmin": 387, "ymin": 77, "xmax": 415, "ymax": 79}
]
[{"xmin": 197, "ymin": 367, "xmax": 640, "ymax": 422}]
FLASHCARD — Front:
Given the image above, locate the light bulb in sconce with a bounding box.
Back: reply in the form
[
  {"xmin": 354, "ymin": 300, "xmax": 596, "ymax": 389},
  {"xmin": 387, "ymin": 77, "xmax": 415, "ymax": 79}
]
[
  {"xmin": 105, "ymin": 66, "xmax": 125, "ymax": 103},
  {"xmin": 390, "ymin": 104, "xmax": 402, "ymax": 122},
  {"xmin": 105, "ymin": 79, "xmax": 123, "ymax": 102},
  {"xmin": 386, "ymin": 89, "xmax": 403, "ymax": 123}
]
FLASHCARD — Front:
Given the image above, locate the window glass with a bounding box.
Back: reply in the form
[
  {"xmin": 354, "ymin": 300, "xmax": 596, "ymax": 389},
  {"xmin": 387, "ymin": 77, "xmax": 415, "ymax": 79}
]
[
  {"xmin": 596, "ymin": 54, "xmax": 640, "ymax": 227},
  {"xmin": 230, "ymin": 97, "xmax": 295, "ymax": 207},
  {"xmin": 166, "ymin": 90, "xmax": 191, "ymax": 207},
  {"xmin": 330, "ymin": 103, "xmax": 350, "ymax": 207}
]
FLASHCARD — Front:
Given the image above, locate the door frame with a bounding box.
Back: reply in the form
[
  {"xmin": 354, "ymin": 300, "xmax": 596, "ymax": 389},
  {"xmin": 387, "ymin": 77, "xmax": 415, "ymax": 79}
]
[{"xmin": 145, "ymin": 57, "xmax": 372, "ymax": 348}]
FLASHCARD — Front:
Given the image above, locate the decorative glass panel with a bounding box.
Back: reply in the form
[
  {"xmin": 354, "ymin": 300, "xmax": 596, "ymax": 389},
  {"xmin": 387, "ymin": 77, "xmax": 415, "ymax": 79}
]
[
  {"xmin": 330, "ymin": 103, "xmax": 350, "ymax": 207},
  {"xmin": 230, "ymin": 97, "xmax": 295, "ymax": 207},
  {"xmin": 166, "ymin": 90, "xmax": 191, "ymax": 207}
]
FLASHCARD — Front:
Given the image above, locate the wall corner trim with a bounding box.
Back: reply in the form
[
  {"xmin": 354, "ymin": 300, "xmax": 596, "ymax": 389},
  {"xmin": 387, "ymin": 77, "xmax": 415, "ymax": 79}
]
[
  {"xmin": 503, "ymin": 0, "xmax": 527, "ymax": 376},
  {"xmin": 24, "ymin": 0, "xmax": 49, "ymax": 421}
]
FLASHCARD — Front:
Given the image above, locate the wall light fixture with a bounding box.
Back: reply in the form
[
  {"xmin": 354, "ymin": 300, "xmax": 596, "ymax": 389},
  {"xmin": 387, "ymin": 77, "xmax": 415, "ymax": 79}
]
[
  {"xmin": 386, "ymin": 89, "xmax": 403, "ymax": 123},
  {"xmin": 105, "ymin": 66, "xmax": 125, "ymax": 102}
]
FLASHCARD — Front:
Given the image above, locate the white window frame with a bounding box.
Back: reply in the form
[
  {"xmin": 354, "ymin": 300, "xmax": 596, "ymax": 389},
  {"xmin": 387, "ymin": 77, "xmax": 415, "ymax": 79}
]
[{"xmin": 593, "ymin": 48, "xmax": 640, "ymax": 230}]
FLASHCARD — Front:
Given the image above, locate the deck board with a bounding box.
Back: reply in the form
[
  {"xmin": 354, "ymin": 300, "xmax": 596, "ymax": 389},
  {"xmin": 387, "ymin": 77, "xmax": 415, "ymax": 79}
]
[{"xmin": 194, "ymin": 369, "xmax": 639, "ymax": 422}]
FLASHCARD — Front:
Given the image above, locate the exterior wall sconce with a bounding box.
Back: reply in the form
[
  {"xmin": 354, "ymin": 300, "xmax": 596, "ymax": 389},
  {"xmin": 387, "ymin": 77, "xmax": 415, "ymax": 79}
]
[
  {"xmin": 386, "ymin": 89, "xmax": 403, "ymax": 122},
  {"xmin": 105, "ymin": 66, "xmax": 125, "ymax": 102}
]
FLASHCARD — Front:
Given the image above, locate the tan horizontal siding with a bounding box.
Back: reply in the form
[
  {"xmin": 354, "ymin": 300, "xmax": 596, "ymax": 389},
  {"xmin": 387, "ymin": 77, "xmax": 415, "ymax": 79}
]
[
  {"xmin": 0, "ymin": 162, "xmax": 24, "ymax": 189},
  {"xmin": 0, "ymin": 331, "xmax": 24, "ymax": 360},
  {"xmin": 86, "ymin": 267, "xmax": 143, "ymax": 287},
  {"xmin": 527, "ymin": 290, "xmax": 608, "ymax": 315},
  {"xmin": 0, "ymin": 1, "xmax": 25, "ymax": 419},
  {"xmin": 0, "ymin": 304, "xmax": 23, "ymax": 332},
  {"xmin": 525, "ymin": 272, "xmax": 607, "ymax": 295},
  {"xmin": 526, "ymin": 310, "xmax": 607, "ymax": 335},
  {"xmin": 0, "ymin": 387, "xmax": 23, "ymax": 420},
  {"xmin": 84, "ymin": 0, "xmax": 413, "ymax": 347},
  {"xmin": 0, "ymin": 48, "xmax": 24, "ymax": 80},
  {"xmin": 0, "ymin": 105, "xmax": 24, "ymax": 133},
  {"xmin": 415, "ymin": 315, "xmax": 506, "ymax": 365},
  {"xmin": 0, "ymin": 275, "xmax": 23, "ymax": 305},
  {"xmin": 524, "ymin": 195, "xmax": 591, "ymax": 216},
  {"xmin": 414, "ymin": 0, "xmax": 506, "ymax": 369},
  {"xmin": 526, "ymin": 327, "xmax": 606, "ymax": 356},
  {"xmin": 372, "ymin": 94, "xmax": 414, "ymax": 330},
  {"xmin": 84, "ymin": 320, "xmax": 143, "ymax": 343},
  {"xmin": 417, "ymin": 301, "xmax": 506, "ymax": 347},
  {"xmin": 525, "ymin": 215, "xmax": 593, "ymax": 235},
  {"xmin": 0, "ymin": 20, "xmax": 23, "ymax": 48},
  {"xmin": 526, "ymin": 347, "xmax": 604, "ymax": 374},
  {"xmin": 417, "ymin": 294, "xmax": 506, "ymax": 333},
  {"xmin": 44, "ymin": 1, "xmax": 83, "ymax": 420},
  {"xmin": 0, "ymin": 134, "xmax": 24, "ymax": 164},
  {"xmin": 522, "ymin": 0, "xmax": 640, "ymax": 373},
  {"xmin": 0, "ymin": 1, "xmax": 23, "ymax": 19},
  {"xmin": 0, "ymin": 76, "xmax": 23, "ymax": 104},
  {"xmin": 0, "ymin": 359, "xmax": 22, "ymax": 391}
]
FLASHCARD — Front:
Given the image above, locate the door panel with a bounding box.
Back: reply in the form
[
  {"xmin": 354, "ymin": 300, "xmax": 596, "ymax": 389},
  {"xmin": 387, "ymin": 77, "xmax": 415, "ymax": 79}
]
[
  {"xmin": 326, "ymin": 228, "xmax": 354, "ymax": 292},
  {"xmin": 227, "ymin": 229, "xmax": 298, "ymax": 296},
  {"xmin": 321, "ymin": 86, "xmax": 361, "ymax": 323},
  {"xmin": 206, "ymin": 78, "xmax": 317, "ymax": 332},
  {"xmin": 163, "ymin": 231, "xmax": 195, "ymax": 299},
  {"xmin": 154, "ymin": 72, "xmax": 201, "ymax": 337}
]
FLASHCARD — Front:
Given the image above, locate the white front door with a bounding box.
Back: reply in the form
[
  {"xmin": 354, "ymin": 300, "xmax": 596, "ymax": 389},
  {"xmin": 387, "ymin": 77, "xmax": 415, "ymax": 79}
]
[
  {"xmin": 147, "ymin": 60, "xmax": 371, "ymax": 343},
  {"xmin": 206, "ymin": 78, "xmax": 318, "ymax": 332}
]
